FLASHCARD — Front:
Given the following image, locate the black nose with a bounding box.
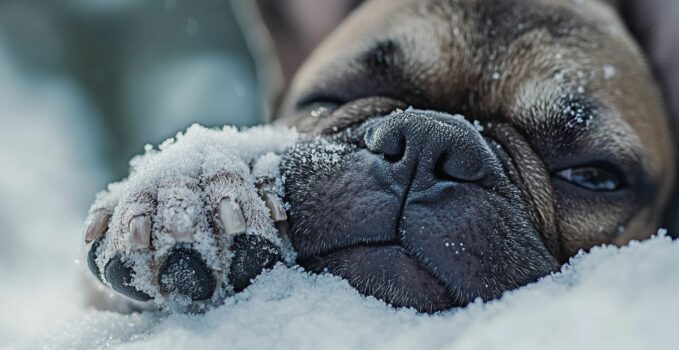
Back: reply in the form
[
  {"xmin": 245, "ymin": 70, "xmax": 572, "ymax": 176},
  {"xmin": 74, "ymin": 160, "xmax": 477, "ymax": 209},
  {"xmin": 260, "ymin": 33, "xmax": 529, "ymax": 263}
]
[{"xmin": 364, "ymin": 110, "xmax": 491, "ymax": 190}]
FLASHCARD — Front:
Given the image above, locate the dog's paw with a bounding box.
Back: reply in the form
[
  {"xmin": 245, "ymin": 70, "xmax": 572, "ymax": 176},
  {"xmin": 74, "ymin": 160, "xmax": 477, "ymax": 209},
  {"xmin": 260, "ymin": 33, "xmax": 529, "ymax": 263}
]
[{"xmin": 83, "ymin": 138, "xmax": 292, "ymax": 308}]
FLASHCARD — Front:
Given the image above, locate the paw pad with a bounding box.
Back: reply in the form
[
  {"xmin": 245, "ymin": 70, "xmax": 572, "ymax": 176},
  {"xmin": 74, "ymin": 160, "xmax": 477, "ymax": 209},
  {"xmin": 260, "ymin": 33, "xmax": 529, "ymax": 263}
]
[
  {"xmin": 104, "ymin": 256, "xmax": 152, "ymax": 301},
  {"xmin": 159, "ymin": 248, "xmax": 216, "ymax": 301},
  {"xmin": 229, "ymin": 235, "xmax": 282, "ymax": 292},
  {"xmin": 82, "ymin": 135, "xmax": 294, "ymax": 308}
]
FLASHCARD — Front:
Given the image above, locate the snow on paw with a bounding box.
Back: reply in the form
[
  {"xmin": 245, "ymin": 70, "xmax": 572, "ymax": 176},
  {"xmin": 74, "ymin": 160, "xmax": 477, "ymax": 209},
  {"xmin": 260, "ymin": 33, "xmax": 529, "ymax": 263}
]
[
  {"xmin": 84, "ymin": 180, "xmax": 126, "ymax": 285},
  {"xmin": 83, "ymin": 125, "xmax": 295, "ymax": 309},
  {"xmin": 85, "ymin": 187, "xmax": 159, "ymax": 302}
]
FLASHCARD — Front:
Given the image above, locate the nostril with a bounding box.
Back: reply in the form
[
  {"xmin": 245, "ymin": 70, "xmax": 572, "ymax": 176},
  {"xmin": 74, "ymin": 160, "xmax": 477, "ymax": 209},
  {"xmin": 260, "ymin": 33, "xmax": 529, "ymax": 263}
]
[
  {"xmin": 365, "ymin": 126, "xmax": 406, "ymax": 163},
  {"xmin": 363, "ymin": 111, "xmax": 494, "ymax": 188},
  {"xmin": 383, "ymin": 138, "xmax": 406, "ymax": 162},
  {"xmin": 433, "ymin": 153, "xmax": 453, "ymax": 181},
  {"xmin": 434, "ymin": 149, "xmax": 488, "ymax": 183}
]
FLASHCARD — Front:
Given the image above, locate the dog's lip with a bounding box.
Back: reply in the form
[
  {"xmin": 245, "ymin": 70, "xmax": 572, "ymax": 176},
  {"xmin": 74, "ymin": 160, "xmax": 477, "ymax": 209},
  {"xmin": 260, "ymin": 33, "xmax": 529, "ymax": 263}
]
[
  {"xmin": 296, "ymin": 237, "xmax": 400, "ymax": 262},
  {"xmin": 296, "ymin": 234, "xmax": 465, "ymax": 308},
  {"xmin": 299, "ymin": 243, "xmax": 462, "ymax": 311},
  {"xmin": 298, "ymin": 241, "xmax": 435, "ymax": 278}
]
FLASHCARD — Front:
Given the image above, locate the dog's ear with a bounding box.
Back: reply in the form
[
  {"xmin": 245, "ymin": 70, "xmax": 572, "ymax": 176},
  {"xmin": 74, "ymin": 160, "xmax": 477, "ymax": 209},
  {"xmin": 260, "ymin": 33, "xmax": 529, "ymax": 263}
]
[
  {"xmin": 620, "ymin": 0, "xmax": 679, "ymax": 235},
  {"xmin": 232, "ymin": 0, "xmax": 363, "ymax": 117}
]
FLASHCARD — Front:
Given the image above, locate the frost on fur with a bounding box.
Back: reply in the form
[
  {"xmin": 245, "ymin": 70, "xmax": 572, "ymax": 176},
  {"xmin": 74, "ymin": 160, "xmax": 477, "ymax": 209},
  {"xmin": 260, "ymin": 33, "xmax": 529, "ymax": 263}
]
[{"xmin": 83, "ymin": 124, "xmax": 299, "ymax": 307}]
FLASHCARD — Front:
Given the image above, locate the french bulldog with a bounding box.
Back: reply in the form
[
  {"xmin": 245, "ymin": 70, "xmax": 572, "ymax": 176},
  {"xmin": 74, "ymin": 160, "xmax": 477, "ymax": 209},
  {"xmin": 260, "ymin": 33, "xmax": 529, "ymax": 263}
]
[{"xmin": 83, "ymin": 0, "xmax": 679, "ymax": 313}]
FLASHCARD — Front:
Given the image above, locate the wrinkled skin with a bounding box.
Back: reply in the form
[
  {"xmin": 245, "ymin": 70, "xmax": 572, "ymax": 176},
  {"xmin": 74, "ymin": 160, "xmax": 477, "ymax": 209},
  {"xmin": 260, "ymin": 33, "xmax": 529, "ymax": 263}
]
[
  {"xmin": 274, "ymin": 0, "xmax": 675, "ymax": 312},
  {"xmin": 84, "ymin": 0, "xmax": 676, "ymax": 313},
  {"xmin": 282, "ymin": 110, "xmax": 560, "ymax": 311}
]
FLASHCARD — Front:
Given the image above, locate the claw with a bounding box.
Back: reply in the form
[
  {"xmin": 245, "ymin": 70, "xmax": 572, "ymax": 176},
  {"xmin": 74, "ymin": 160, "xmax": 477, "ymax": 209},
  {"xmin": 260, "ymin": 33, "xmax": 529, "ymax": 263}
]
[
  {"xmin": 219, "ymin": 197, "xmax": 246, "ymax": 234},
  {"xmin": 85, "ymin": 211, "xmax": 110, "ymax": 243},
  {"xmin": 264, "ymin": 193, "xmax": 287, "ymax": 222},
  {"xmin": 129, "ymin": 216, "xmax": 152, "ymax": 250},
  {"xmin": 171, "ymin": 225, "xmax": 194, "ymax": 243}
]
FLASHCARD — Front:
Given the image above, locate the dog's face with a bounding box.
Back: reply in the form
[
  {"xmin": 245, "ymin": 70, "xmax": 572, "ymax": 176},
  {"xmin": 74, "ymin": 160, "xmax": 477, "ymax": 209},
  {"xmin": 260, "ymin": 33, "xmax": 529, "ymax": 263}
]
[{"xmin": 272, "ymin": 0, "xmax": 675, "ymax": 312}]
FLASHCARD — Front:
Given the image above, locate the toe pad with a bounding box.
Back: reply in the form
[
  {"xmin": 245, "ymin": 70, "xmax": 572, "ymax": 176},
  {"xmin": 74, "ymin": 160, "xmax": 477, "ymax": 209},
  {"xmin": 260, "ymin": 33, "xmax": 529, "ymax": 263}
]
[
  {"xmin": 159, "ymin": 248, "xmax": 216, "ymax": 301},
  {"xmin": 229, "ymin": 235, "xmax": 282, "ymax": 292},
  {"xmin": 87, "ymin": 238, "xmax": 103, "ymax": 282},
  {"xmin": 104, "ymin": 256, "xmax": 152, "ymax": 301}
]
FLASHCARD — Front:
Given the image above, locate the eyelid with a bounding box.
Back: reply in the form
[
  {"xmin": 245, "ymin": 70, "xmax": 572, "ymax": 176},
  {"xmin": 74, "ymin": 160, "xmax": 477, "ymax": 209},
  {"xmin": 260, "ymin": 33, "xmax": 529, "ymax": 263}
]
[
  {"xmin": 549, "ymin": 152, "xmax": 636, "ymax": 183},
  {"xmin": 556, "ymin": 166, "xmax": 625, "ymax": 192},
  {"xmin": 296, "ymin": 95, "xmax": 345, "ymax": 110},
  {"xmin": 570, "ymin": 162, "xmax": 629, "ymax": 187}
]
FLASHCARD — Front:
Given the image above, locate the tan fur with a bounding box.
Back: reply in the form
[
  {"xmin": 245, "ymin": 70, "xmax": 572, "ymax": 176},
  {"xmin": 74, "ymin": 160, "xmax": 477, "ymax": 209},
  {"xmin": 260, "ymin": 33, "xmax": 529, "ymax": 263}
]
[{"xmin": 276, "ymin": 0, "xmax": 675, "ymax": 258}]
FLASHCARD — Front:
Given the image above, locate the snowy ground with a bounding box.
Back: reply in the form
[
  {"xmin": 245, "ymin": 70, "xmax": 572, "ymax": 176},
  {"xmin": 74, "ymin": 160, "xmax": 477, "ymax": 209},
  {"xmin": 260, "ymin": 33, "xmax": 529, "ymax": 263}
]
[{"xmin": 2, "ymin": 36, "xmax": 679, "ymax": 350}]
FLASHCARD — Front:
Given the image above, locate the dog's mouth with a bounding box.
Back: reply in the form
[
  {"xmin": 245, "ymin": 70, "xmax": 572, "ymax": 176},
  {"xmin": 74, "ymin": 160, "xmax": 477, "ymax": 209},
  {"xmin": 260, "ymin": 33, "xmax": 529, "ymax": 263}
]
[
  {"xmin": 283, "ymin": 97, "xmax": 561, "ymax": 313},
  {"xmin": 301, "ymin": 244, "xmax": 461, "ymax": 312},
  {"xmin": 294, "ymin": 164, "xmax": 464, "ymax": 312}
]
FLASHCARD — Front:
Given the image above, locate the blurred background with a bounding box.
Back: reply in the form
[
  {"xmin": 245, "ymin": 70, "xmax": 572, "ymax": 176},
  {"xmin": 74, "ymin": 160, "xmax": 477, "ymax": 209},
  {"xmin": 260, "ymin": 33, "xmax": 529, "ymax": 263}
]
[
  {"xmin": 0, "ymin": 0, "xmax": 263, "ymax": 179},
  {"xmin": 0, "ymin": 0, "xmax": 263, "ymax": 342},
  {"xmin": 0, "ymin": 1, "xmax": 360, "ymax": 341}
]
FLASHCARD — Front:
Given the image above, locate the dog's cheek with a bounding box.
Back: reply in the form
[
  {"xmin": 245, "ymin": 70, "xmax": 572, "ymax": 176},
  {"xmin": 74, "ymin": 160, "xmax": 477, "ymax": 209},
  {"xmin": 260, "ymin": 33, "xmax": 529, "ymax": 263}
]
[
  {"xmin": 552, "ymin": 182, "xmax": 631, "ymax": 257},
  {"xmin": 281, "ymin": 143, "xmax": 402, "ymax": 255}
]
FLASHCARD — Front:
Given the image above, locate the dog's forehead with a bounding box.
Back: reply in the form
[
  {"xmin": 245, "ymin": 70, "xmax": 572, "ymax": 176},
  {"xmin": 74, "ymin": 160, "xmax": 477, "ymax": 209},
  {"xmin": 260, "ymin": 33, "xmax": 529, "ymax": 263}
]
[
  {"xmin": 292, "ymin": 0, "xmax": 673, "ymax": 183},
  {"xmin": 324, "ymin": 0, "xmax": 671, "ymax": 174},
  {"xmin": 312, "ymin": 0, "xmax": 652, "ymax": 113}
]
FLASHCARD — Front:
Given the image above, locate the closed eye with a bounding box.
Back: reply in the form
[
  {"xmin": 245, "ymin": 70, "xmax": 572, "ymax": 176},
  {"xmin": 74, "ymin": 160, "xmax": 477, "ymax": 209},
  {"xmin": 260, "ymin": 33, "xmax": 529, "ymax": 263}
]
[{"xmin": 555, "ymin": 164, "xmax": 627, "ymax": 192}]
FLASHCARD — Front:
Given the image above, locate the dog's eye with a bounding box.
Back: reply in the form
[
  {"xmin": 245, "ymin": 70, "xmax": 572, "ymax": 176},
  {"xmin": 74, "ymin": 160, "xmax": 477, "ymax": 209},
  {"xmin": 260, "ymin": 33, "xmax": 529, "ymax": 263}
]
[
  {"xmin": 297, "ymin": 94, "xmax": 344, "ymax": 111},
  {"xmin": 556, "ymin": 167, "xmax": 624, "ymax": 191}
]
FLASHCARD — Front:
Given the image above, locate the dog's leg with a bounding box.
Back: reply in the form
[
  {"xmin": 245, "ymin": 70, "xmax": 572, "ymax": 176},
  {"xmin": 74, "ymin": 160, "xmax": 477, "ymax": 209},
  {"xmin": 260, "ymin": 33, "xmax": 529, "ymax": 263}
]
[{"xmin": 81, "ymin": 126, "xmax": 297, "ymax": 310}]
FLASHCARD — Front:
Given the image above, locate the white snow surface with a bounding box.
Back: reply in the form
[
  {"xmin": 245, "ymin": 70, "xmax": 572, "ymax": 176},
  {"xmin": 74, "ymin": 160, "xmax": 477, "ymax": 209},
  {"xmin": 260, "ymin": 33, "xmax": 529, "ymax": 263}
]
[
  {"xmin": 8, "ymin": 235, "xmax": 679, "ymax": 350},
  {"xmin": 2, "ymin": 36, "xmax": 679, "ymax": 350}
]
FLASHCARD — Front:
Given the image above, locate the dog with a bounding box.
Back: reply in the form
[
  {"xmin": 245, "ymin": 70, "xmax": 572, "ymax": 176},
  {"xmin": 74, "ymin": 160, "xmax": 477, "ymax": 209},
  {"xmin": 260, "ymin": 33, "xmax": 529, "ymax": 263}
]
[{"xmin": 83, "ymin": 0, "xmax": 679, "ymax": 313}]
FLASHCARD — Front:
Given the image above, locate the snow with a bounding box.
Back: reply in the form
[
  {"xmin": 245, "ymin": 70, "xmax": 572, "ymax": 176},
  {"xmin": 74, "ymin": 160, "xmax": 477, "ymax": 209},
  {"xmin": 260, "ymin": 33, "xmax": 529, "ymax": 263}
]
[
  {"xmin": 88, "ymin": 125, "xmax": 299, "ymax": 306},
  {"xmin": 0, "ymin": 34, "xmax": 107, "ymax": 345},
  {"xmin": 2, "ymin": 35, "xmax": 679, "ymax": 350},
  {"xmin": 603, "ymin": 64, "xmax": 616, "ymax": 80},
  {"xmin": 9, "ymin": 234, "xmax": 679, "ymax": 350}
]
